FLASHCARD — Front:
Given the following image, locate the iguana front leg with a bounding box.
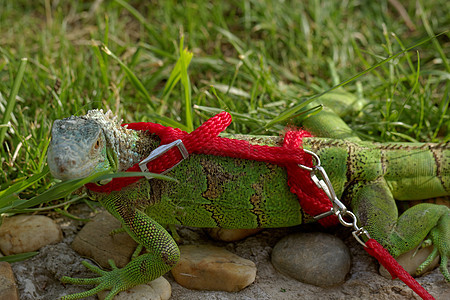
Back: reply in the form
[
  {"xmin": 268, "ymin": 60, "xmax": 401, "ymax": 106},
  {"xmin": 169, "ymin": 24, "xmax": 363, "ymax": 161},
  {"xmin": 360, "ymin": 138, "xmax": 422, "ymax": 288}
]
[
  {"xmin": 61, "ymin": 187, "xmax": 180, "ymax": 300},
  {"xmin": 347, "ymin": 178, "xmax": 450, "ymax": 280}
]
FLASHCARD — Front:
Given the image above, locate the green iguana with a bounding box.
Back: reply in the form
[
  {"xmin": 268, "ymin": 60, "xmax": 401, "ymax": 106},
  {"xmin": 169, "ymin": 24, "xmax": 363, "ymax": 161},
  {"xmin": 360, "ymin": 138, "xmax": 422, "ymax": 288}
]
[{"xmin": 47, "ymin": 108, "xmax": 450, "ymax": 300}]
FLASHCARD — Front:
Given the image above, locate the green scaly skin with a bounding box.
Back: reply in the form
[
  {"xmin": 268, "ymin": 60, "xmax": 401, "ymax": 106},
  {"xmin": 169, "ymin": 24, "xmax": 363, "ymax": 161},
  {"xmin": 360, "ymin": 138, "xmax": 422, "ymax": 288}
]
[{"xmin": 47, "ymin": 109, "xmax": 450, "ymax": 300}]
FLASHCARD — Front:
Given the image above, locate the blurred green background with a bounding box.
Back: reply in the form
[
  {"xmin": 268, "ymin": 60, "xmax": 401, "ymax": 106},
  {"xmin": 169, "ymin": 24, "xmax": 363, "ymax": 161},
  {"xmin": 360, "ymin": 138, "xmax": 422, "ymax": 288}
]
[{"xmin": 0, "ymin": 0, "xmax": 448, "ymax": 203}]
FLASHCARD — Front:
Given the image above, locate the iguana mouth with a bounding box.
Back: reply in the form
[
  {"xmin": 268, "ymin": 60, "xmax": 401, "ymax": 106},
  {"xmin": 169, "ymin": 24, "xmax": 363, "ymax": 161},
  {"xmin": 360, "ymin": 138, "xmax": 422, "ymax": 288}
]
[{"xmin": 47, "ymin": 142, "xmax": 106, "ymax": 180}]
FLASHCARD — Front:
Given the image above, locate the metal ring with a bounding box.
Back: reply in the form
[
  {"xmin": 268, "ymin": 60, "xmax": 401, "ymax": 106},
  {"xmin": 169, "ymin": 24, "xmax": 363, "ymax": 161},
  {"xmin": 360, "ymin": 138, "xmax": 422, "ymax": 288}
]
[{"xmin": 337, "ymin": 210, "xmax": 358, "ymax": 228}]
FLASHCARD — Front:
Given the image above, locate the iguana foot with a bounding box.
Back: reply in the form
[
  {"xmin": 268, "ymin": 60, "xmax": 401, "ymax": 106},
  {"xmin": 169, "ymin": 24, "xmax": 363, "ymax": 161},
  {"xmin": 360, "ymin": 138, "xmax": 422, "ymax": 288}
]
[
  {"xmin": 416, "ymin": 212, "xmax": 450, "ymax": 281},
  {"xmin": 61, "ymin": 260, "xmax": 132, "ymax": 300}
]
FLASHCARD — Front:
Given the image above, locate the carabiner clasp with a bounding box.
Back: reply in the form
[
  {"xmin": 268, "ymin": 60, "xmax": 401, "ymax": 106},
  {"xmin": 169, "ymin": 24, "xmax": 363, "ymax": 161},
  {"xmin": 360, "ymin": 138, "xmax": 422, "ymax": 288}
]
[
  {"xmin": 298, "ymin": 148, "xmax": 371, "ymax": 247},
  {"xmin": 298, "ymin": 149, "xmax": 345, "ymax": 218}
]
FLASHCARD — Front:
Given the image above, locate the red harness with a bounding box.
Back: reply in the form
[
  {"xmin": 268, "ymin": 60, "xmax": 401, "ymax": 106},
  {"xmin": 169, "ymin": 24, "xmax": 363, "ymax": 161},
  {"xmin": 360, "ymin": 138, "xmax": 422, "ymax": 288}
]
[{"xmin": 85, "ymin": 111, "xmax": 434, "ymax": 299}]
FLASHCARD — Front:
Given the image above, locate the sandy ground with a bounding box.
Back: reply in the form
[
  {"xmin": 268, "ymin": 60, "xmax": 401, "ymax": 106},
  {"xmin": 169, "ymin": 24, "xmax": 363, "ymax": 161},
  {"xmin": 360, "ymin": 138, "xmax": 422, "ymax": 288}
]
[{"xmin": 11, "ymin": 204, "xmax": 449, "ymax": 300}]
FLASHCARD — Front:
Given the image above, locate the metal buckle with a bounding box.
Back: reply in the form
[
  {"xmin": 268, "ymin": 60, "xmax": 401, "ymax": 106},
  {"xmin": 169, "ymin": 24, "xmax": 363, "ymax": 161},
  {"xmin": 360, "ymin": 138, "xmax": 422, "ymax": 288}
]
[{"xmin": 139, "ymin": 139, "xmax": 189, "ymax": 179}]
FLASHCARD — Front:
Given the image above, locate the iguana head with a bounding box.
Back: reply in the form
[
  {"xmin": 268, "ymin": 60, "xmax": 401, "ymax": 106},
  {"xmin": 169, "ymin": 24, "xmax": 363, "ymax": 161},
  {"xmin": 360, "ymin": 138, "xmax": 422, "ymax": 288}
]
[{"xmin": 47, "ymin": 111, "xmax": 117, "ymax": 180}]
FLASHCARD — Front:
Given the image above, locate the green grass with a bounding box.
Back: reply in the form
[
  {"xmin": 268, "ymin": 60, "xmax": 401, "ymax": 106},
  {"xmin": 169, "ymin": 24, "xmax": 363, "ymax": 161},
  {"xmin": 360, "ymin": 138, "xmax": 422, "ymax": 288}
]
[{"xmin": 0, "ymin": 0, "xmax": 449, "ymax": 215}]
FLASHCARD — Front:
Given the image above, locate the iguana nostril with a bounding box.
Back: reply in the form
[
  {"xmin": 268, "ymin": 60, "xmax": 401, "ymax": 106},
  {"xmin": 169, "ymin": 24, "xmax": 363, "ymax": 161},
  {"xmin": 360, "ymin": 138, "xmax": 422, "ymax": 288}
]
[{"xmin": 52, "ymin": 157, "xmax": 76, "ymax": 173}]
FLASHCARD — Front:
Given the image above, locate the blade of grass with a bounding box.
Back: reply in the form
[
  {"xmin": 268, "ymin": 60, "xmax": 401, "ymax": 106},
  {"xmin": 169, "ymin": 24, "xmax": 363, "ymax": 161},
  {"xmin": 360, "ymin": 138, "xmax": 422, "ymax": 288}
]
[
  {"xmin": 432, "ymin": 84, "xmax": 449, "ymax": 141},
  {"xmin": 0, "ymin": 170, "xmax": 106, "ymax": 213},
  {"xmin": 12, "ymin": 195, "xmax": 85, "ymax": 213},
  {"xmin": 54, "ymin": 208, "xmax": 92, "ymax": 222},
  {"xmin": 194, "ymin": 105, "xmax": 266, "ymax": 125},
  {"xmin": 0, "ymin": 167, "xmax": 49, "ymax": 209},
  {"xmin": 179, "ymin": 36, "xmax": 194, "ymax": 132},
  {"xmin": 102, "ymin": 45, "xmax": 156, "ymax": 110},
  {"xmin": 161, "ymin": 46, "xmax": 193, "ymax": 103},
  {"xmin": 149, "ymin": 114, "xmax": 191, "ymax": 131},
  {"xmin": 1, "ymin": 171, "xmax": 176, "ymax": 214},
  {"xmin": 140, "ymin": 43, "xmax": 176, "ymax": 60},
  {"xmin": 91, "ymin": 42, "xmax": 109, "ymax": 87},
  {"xmin": 0, "ymin": 252, "xmax": 39, "ymax": 263},
  {"xmin": 0, "ymin": 58, "xmax": 27, "ymax": 145},
  {"xmin": 209, "ymin": 85, "xmax": 232, "ymax": 111},
  {"xmin": 396, "ymin": 51, "xmax": 420, "ymax": 122}
]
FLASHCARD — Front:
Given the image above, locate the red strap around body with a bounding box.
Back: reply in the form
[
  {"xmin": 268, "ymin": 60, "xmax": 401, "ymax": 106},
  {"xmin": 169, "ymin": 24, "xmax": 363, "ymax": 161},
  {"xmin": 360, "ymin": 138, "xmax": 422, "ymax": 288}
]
[
  {"xmin": 85, "ymin": 111, "xmax": 336, "ymax": 225},
  {"xmin": 86, "ymin": 111, "xmax": 232, "ymax": 193}
]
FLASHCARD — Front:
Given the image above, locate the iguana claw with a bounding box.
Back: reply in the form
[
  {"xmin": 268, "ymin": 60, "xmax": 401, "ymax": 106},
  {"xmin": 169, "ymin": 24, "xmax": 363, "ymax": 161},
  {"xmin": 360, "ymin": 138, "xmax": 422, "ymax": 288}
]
[
  {"xmin": 416, "ymin": 213, "xmax": 450, "ymax": 281},
  {"xmin": 60, "ymin": 260, "xmax": 130, "ymax": 300}
]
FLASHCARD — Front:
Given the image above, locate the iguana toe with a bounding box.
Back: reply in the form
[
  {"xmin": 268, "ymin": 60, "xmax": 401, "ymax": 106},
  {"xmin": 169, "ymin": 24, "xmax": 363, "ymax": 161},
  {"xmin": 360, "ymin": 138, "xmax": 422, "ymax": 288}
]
[
  {"xmin": 439, "ymin": 255, "xmax": 449, "ymax": 282},
  {"xmin": 416, "ymin": 213, "xmax": 450, "ymax": 281},
  {"xmin": 416, "ymin": 246, "xmax": 439, "ymax": 276},
  {"xmin": 60, "ymin": 260, "xmax": 131, "ymax": 300}
]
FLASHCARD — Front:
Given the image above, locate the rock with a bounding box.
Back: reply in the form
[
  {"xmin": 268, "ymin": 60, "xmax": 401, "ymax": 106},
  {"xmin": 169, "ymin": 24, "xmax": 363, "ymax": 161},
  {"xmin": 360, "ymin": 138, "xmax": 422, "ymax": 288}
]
[
  {"xmin": 98, "ymin": 276, "xmax": 171, "ymax": 300},
  {"xmin": 207, "ymin": 228, "xmax": 262, "ymax": 241},
  {"xmin": 271, "ymin": 232, "xmax": 351, "ymax": 287},
  {"xmin": 379, "ymin": 245, "xmax": 439, "ymax": 279},
  {"xmin": 71, "ymin": 211, "xmax": 137, "ymax": 268},
  {"xmin": 171, "ymin": 244, "xmax": 256, "ymax": 292},
  {"xmin": 0, "ymin": 215, "xmax": 62, "ymax": 255},
  {"xmin": 0, "ymin": 261, "xmax": 19, "ymax": 300}
]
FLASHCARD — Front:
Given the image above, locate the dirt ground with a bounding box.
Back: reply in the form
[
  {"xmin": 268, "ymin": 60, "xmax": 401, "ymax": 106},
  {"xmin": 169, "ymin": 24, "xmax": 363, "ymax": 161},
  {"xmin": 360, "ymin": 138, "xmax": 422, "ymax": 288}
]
[{"xmin": 11, "ymin": 204, "xmax": 450, "ymax": 300}]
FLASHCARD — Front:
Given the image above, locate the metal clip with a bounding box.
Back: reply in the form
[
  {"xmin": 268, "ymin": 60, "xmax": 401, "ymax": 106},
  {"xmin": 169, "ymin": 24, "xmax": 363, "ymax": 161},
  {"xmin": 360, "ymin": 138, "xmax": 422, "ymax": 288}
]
[
  {"xmin": 352, "ymin": 227, "xmax": 371, "ymax": 247},
  {"xmin": 139, "ymin": 139, "xmax": 189, "ymax": 179},
  {"xmin": 298, "ymin": 149, "xmax": 346, "ymax": 217},
  {"xmin": 298, "ymin": 148, "xmax": 371, "ymax": 247}
]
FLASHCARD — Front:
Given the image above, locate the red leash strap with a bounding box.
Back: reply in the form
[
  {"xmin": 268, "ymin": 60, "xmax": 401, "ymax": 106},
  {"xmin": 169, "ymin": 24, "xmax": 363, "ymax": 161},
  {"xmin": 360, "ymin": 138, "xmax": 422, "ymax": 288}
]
[{"xmin": 365, "ymin": 239, "xmax": 435, "ymax": 300}]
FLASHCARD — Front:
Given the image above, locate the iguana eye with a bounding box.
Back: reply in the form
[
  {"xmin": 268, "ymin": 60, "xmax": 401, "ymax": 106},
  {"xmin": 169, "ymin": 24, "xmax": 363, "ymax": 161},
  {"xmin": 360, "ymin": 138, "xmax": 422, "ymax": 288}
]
[{"xmin": 94, "ymin": 139, "xmax": 101, "ymax": 150}]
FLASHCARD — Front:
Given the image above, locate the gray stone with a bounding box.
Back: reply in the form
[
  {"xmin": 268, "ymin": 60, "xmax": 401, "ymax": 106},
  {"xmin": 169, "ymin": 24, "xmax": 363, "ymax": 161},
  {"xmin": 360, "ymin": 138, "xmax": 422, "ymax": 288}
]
[{"xmin": 271, "ymin": 232, "xmax": 351, "ymax": 287}]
